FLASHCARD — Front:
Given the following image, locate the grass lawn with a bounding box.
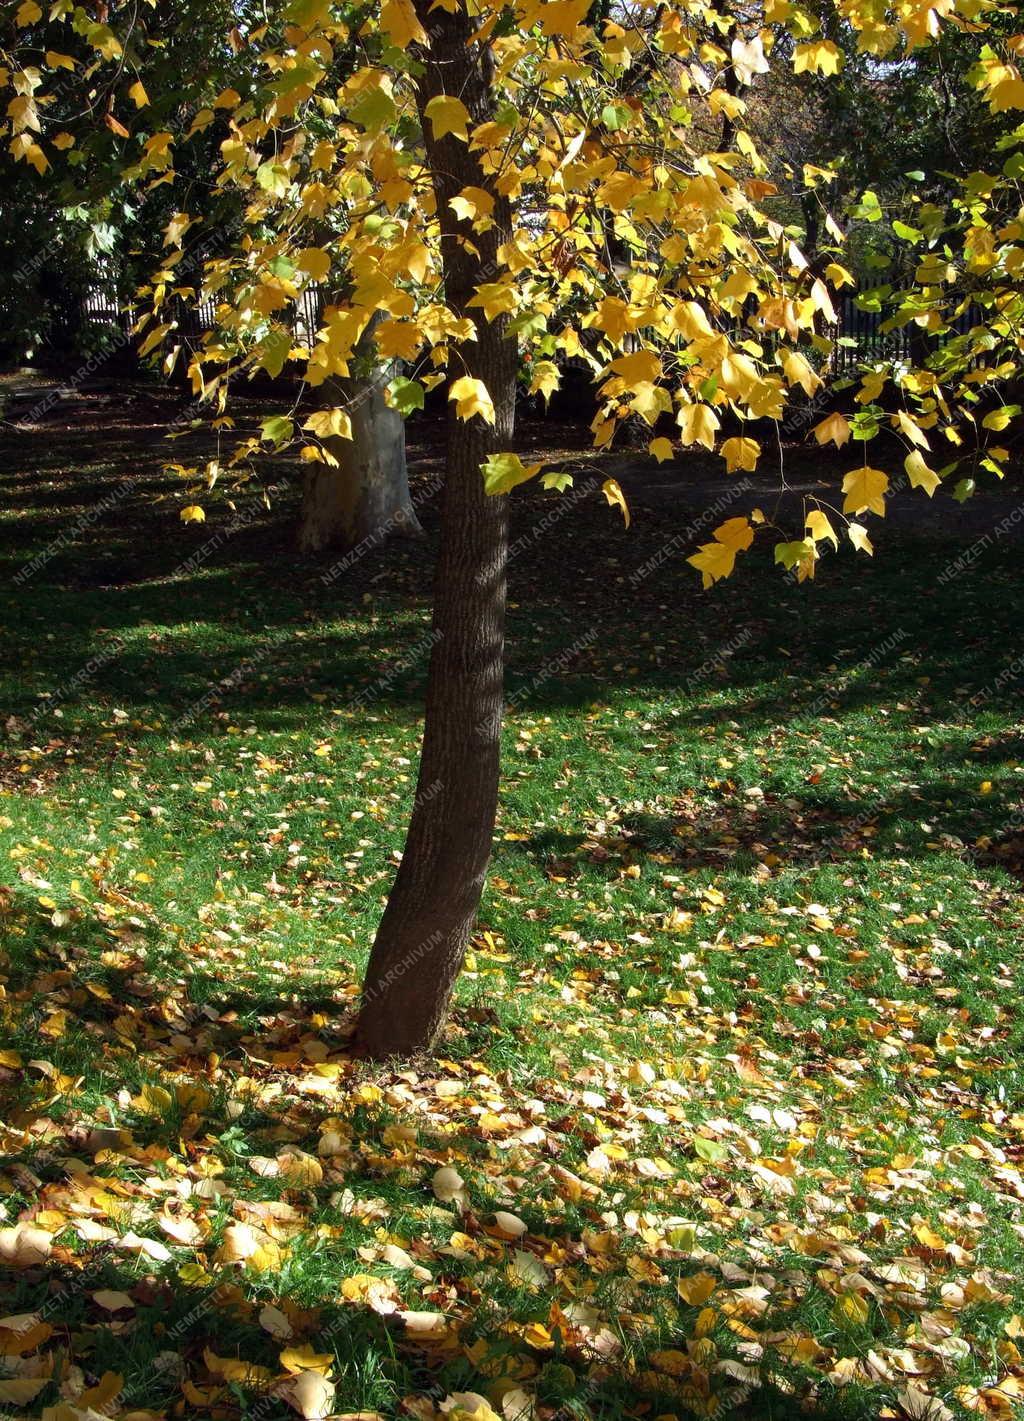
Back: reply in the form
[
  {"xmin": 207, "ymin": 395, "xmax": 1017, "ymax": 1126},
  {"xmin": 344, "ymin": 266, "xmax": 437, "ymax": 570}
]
[{"xmin": 2, "ymin": 387, "xmax": 1024, "ymax": 1421}]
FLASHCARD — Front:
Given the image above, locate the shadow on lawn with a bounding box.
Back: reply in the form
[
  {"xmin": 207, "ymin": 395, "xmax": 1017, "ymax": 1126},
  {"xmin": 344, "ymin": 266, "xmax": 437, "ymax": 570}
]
[{"xmin": 517, "ymin": 771, "xmax": 1024, "ymax": 881}]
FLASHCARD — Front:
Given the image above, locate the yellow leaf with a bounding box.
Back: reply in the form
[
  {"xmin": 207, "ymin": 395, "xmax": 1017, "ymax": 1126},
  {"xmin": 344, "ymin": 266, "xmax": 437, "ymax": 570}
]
[
  {"xmin": 424, "ymin": 94, "xmax": 470, "ymax": 142},
  {"xmin": 468, "ymin": 280, "xmax": 518, "ymax": 321},
  {"xmin": 897, "ymin": 1387, "xmax": 955, "ymax": 1421},
  {"xmin": 128, "ymin": 79, "xmax": 149, "ymax": 108},
  {"xmin": 825, "ymin": 261, "xmax": 855, "ymax": 288},
  {"xmin": 990, "ymin": 76, "xmax": 1024, "ymax": 111},
  {"xmin": 296, "ymin": 247, "xmax": 332, "ymax": 281},
  {"xmin": 913, "ymin": 1223, "xmax": 947, "ymax": 1249},
  {"xmin": 720, "ymin": 436, "xmax": 760, "ymax": 473},
  {"xmin": 279, "ymin": 1345, "xmax": 335, "ymax": 1376},
  {"xmin": 677, "ymin": 1272, "xmax": 718, "ymax": 1306},
  {"xmin": 285, "ymin": 1369, "xmax": 338, "ymax": 1415},
  {"xmin": 449, "ymin": 376, "xmax": 495, "ymax": 426},
  {"xmin": 842, "ymin": 466, "xmax": 888, "ymax": 517},
  {"xmin": 834, "ymin": 1290, "xmax": 870, "ymax": 1326},
  {"xmin": 15, "ymin": 0, "xmax": 42, "ymax": 24},
  {"xmin": 10, "ymin": 134, "xmax": 48, "ymax": 174},
  {"xmin": 432, "ymin": 1165, "xmax": 467, "ymax": 1204},
  {"xmin": 781, "ymin": 349, "xmax": 822, "ymax": 398},
  {"xmin": 259, "ymin": 1304, "xmax": 294, "ymax": 1341},
  {"xmin": 648, "ymin": 437, "xmax": 675, "ymax": 463},
  {"xmin": 134, "ymin": 1082, "xmax": 174, "ymax": 1112},
  {"xmin": 215, "ymin": 1222, "xmax": 282, "ymax": 1272},
  {"xmin": 731, "ymin": 33, "xmax": 770, "ymax": 84},
  {"xmin": 481, "ymin": 452, "xmax": 543, "ymax": 495},
  {"xmin": 905, "ymin": 450, "xmax": 940, "ymax": 496},
  {"xmin": 897, "ymin": 410, "xmax": 930, "ymax": 448},
  {"xmin": 687, "ymin": 517, "xmax": 753, "ymax": 588},
  {"xmin": 93, "ymin": 1290, "xmax": 135, "ymax": 1311},
  {"xmin": 805, "ymin": 509, "xmax": 838, "ymax": 549},
  {"xmin": 714, "ymin": 516, "xmax": 755, "ymax": 553},
  {"xmin": 602, "ymin": 478, "xmax": 630, "ymax": 527},
  {"xmin": 812, "ymin": 412, "xmax": 850, "ymax": 447},
  {"xmin": 794, "ymin": 39, "xmax": 843, "ymax": 75},
  {"xmin": 847, "ymin": 522, "xmax": 873, "ymax": 555},
  {"xmin": 180, "ymin": 505, "xmax": 206, "ymax": 524},
  {"xmin": 304, "ymin": 408, "xmax": 353, "ymax": 441},
  {"xmin": 528, "ymin": 360, "xmax": 560, "ymax": 401},
  {"xmin": 203, "ymin": 1350, "xmax": 275, "ymax": 1387},
  {"xmin": 450, "ymin": 185, "xmax": 495, "ymax": 224},
  {"xmin": 277, "ymin": 1149, "xmax": 324, "ymax": 1185},
  {"xmin": 379, "ymin": 0, "xmax": 428, "ymax": 47},
  {"xmin": 678, "ymin": 402, "xmax": 720, "ymax": 450}
]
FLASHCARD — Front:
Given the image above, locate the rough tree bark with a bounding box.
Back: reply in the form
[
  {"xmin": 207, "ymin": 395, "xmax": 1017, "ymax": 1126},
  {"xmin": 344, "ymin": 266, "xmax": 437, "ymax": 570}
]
[{"xmin": 355, "ymin": 3, "xmax": 517, "ymax": 1057}]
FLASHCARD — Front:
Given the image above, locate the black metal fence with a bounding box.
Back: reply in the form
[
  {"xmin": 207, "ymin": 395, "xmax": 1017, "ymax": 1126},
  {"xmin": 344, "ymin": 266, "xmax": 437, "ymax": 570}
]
[
  {"xmin": 78, "ymin": 283, "xmax": 979, "ymax": 377},
  {"xmin": 829, "ymin": 295, "xmax": 981, "ymax": 374}
]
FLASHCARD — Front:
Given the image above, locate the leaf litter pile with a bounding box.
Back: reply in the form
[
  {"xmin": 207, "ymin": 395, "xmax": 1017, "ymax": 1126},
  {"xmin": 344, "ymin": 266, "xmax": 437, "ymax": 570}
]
[{"xmin": 2, "ymin": 399, "xmax": 1024, "ymax": 1421}]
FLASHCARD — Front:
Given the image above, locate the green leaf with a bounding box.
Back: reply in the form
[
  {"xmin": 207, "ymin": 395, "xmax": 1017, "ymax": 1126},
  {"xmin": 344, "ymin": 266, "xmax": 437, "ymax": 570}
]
[
  {"xmin": 350, "ymin": 84, "xmax": 397, "ymax": 133},
  {"xmin": 774, "ymin": 538, "xmax": 813, "ymax": 570},
  {"xmin": 260, "ymin": 415, "xmax": 294, "ymax": 446},
  {"xmin": 255, "ymin": 331, "xmax": 291, "ymax": 379},
  {"xmin": 481, "ymin": 452, "xmax": 543, "ymax": 496},
  {"xmin": 256, "ymin": 162, "xmax": 289, "ymax": 196},
  {"xmin": 386, "ymin": 377, "xmax": 425, "ymax": 415},
  {"xmin": 852, "ymin": 189, "xmax": 883, "ymax": 222},
  {"xmin": 507, "ymin": 310, "xmax": 548, "ymax": 340},
  {"xmin": 667, "ymin": 1224, "xmax": 697, "ymax": 1251},
  {"xmin": 693, "ymin": 1137, "xmax": 728, "ymax": 1164},
  {"xmin": 600, "ymin": 101, "xmax": 631, "ymax": 131}
]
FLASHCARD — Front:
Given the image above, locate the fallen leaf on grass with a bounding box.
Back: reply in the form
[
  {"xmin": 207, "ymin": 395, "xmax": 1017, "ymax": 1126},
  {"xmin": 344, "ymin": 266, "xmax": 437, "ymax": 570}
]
[
  {"xmin": 283, "ymin": 1370, "xmax": 335, "ymax": 1420},
  {"xmin": 0, "ymin": 1225, "xmax": 51, "ymax": 1267}
]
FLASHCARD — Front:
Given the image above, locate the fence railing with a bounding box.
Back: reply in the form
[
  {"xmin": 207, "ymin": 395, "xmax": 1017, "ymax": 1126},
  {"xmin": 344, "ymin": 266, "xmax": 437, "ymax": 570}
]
[
  {"xmin": 75, "ymin": 284, "xmax": 981, "ymax": 378},
  {"xmin": 77, "ymin": 283, "xmax": 325, "ymax": 348},
  {"xmin": 828, "ymin": 295, "xmax": 981, "ymax": 375}
]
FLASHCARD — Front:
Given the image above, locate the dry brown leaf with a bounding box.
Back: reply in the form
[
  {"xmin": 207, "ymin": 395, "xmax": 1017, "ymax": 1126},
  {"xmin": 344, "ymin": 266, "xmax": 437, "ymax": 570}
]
[
  {"xmin": 0, "ymin": 1224, "xmax": 52, "ymax": 1268},
  {"xmin": 284, "ymin": 1370, "xmax": 336, "ymax": 1420},
  {"xmin": 92, "ymin": 1290, "xmax": 135, "ymax": 1312},
  {"xmin": 0, "ymin": 1377, "xmax": 50, "ymax": 1404}
]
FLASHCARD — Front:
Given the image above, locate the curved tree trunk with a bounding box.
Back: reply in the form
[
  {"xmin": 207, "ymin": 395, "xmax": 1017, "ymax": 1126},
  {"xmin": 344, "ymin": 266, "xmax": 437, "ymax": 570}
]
[{"xmin": 355, "ymin": 2, "xmax": 517, "ymax": 1058}]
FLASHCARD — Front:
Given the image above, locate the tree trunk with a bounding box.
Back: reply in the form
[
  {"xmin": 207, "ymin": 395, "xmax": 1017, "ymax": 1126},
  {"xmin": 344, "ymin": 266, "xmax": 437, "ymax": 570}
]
[
  {"xmin": 298, "ymin": 369, "xmax": 421, "ymax": 555},
  {"xmin": 355, "ymin": 3, "xmax": 517, "ymax": 1058}
]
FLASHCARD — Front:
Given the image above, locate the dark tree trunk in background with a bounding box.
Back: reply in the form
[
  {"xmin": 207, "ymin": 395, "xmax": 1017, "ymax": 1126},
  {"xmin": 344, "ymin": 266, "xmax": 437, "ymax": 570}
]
[
  {"xmin": 298, "ymin": 368, "xmax": 421, "ymax": 555},
  {"xmin": 355, "ymin": 2, "xmax": 517, "ymax": 1058}
]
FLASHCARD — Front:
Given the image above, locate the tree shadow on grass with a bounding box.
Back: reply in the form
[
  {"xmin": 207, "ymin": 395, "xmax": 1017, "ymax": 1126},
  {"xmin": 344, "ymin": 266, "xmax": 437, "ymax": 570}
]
[{"xmin": 513, "ymin": 770, "xmax": 1024, "ymax": 882}]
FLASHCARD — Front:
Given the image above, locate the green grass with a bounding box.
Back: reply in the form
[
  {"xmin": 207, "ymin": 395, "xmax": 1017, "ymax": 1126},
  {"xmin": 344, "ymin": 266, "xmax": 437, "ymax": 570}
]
[{"xmin": 2, "ymin": 402, "xmax": 1024, "ymax": 1421}]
